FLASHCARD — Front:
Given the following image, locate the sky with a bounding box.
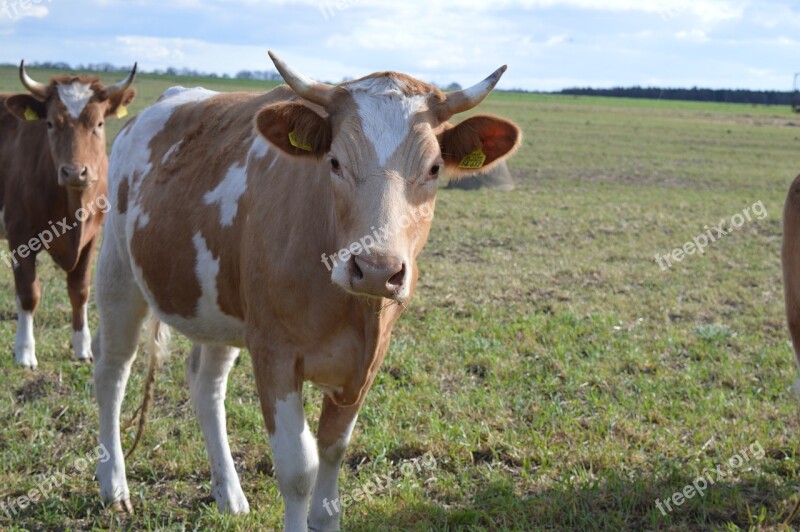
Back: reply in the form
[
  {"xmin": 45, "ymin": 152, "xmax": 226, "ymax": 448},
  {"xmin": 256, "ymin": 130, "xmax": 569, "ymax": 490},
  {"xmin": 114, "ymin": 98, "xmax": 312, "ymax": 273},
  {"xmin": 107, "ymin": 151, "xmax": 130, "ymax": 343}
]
[{"xmin": 1, "ymin": 0, "xmax": 799, "ymax": 92}]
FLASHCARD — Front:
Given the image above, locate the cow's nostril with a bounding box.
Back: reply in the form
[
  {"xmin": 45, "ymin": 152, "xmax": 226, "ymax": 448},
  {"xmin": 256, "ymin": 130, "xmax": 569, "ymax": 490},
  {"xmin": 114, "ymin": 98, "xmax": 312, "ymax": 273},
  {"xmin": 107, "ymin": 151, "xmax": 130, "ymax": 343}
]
[
  {"xmin": 60, "ymin": 167, "xmax": 70, "ymax": 179},
  {"xmin": 80, "ymin": 166, "xmax": 89, "ymax": 178},
  {"xmin": 388, "ymin": 264, "xmax": 405, "ymax": 288},
  {"xmin": 352, "ymin": 258, "xmax": 363, "ymax": 281}
]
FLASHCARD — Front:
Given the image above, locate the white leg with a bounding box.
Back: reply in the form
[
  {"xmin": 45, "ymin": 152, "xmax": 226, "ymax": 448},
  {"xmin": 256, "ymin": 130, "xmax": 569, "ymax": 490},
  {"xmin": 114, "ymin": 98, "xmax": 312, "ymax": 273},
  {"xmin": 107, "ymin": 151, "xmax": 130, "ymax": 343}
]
[
  {"xmin": 309, "ymin": 417, "xmax": 357, "ymax": 531},
  {"xmin": 94, "ymin": 343, "xmax": 137, "ymax": 508},
  {"xmin": 71, "ymin": 303, "xmax": 92, "ymax": 362},
  {"xmin": 14, "ymin": 297, "xmax": 36, "ymax": 368},
  {"xmin": 185, "ymin": 344, "xmax": 249, "ymax": 514},
  {"xmin": 93, "ymin": 236, "xmax": 148, "ymax": 511},
  {"xmin": 271, "ymin": 392, "xmax": 319, "ymax": 532}
]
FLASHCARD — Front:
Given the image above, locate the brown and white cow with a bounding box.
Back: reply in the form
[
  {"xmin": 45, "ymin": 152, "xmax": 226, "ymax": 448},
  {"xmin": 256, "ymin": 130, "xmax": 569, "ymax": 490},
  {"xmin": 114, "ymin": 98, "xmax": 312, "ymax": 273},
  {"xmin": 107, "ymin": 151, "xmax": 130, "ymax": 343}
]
[
  {"xmin": 0, "ymin": 62, "xmax": 136, "ymax": 368},
  {"xmin": 93, "ymin": 52, "xmax": 520, "ymax": 530}
]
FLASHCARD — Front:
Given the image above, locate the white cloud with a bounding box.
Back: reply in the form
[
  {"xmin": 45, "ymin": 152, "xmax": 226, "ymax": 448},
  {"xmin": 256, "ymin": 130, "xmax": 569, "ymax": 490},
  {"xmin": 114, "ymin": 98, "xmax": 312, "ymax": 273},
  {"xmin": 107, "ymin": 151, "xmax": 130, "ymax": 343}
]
[
  {"xmin": 749, "ymin": 1, "xmax": 800, "ymax": 30},
  {"xmin": 545, "ymin": 34, "xmax": 569, "ymax": 46},
  {"xmin": 377, "ymin": 0, "xmax": 747, "ymax": 25},
  {"xmin": 675, "ymin": 29, "xmax": 710, "ymax": 42},
  {"xmin": 90, "ymin": 0, "xmax": 748, "ymax": 25},
  {"xmin": 775, "ymin": 36, "xmax": 800, "ymax": 46},
  {"xmin": 112, "ymin": 35, "xmax": 358, "ymax": 82},
  {"xmin": 0, "ymin": 1, "xmax": 49, "ymax": 23}
]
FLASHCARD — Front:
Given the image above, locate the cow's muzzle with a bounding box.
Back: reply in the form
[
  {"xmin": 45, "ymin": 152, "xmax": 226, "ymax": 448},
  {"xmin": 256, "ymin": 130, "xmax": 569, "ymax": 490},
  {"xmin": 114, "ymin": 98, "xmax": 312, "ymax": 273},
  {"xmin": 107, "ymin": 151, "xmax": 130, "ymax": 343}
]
[
  {"xmin": 347, "ymin": 255, "xmax": 407, "ymax": 299},
  {"xmin": 59, "ymin": 164, "xmax": 94, "ymax": 190}
]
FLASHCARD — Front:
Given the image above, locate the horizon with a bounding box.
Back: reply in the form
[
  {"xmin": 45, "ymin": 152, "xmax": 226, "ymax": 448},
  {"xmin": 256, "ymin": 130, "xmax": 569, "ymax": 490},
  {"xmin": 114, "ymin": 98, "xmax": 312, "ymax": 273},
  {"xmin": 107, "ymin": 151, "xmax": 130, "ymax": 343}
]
[{"xmin": 3, "ymin": 62, "xmax": 797, "ymax": 96}]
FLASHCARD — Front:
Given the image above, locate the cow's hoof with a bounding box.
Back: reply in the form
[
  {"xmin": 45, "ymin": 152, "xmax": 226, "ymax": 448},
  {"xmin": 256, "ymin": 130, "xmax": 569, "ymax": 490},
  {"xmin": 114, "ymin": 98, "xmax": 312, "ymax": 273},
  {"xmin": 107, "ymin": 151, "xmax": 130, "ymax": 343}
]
[
  {"xmin": 76, "ymin": 355, "xmax": 94, "ymax": 365},
  {"xmin": 71, "ymin": 329, "xmax": 93, "ymax": 363},
  {"xmin": 14, "ymin": 345, "xmax": 37, "ymax": 368},
  {"xmin": 214, "ymin": 487, "xmax": 250, "ymax": 514},
  {"xmin": 14, "ymin": 357, "xmax": 38, "ymax": 369},
  {"xmin": 111, "ymin": 499, "xmax": 134, "ymax": 515}
]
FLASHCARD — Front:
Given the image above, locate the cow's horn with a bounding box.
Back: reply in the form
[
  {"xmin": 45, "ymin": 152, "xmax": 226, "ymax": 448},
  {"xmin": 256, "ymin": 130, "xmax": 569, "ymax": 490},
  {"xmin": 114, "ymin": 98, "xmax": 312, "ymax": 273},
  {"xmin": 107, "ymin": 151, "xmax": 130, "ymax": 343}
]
[
  {"xmin": 440, "ymin": 65, "xmax": 507, "ymax": 119},
  {"xmin": 107, "ymin": 63, "xmax": 138, "ymax": 94},
  {"xmin": 19, "ymin": 60, "xmax": 47, "ymax": 100},
  {"xmin": 268, "ymin": 51, "xmax": 335, "ymax": 107}
]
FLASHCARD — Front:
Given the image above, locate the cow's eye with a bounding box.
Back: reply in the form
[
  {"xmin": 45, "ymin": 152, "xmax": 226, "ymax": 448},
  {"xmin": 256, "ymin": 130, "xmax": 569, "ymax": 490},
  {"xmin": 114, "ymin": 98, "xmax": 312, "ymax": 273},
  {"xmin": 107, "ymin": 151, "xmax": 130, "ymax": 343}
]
[
  {"xmin": 429, "ymin": 165, "xmax": 440, "ymax": 178},
  {"xmin": 97, "ymin": 121, "xmax": 104, "ymax": 129},
  {"xmin": 330, "ymin": 158, "xmax": 341, "ymax": 172},
  {"xmin": 46, "ymin": 121, "xmax": 53, "ymax": 129}
]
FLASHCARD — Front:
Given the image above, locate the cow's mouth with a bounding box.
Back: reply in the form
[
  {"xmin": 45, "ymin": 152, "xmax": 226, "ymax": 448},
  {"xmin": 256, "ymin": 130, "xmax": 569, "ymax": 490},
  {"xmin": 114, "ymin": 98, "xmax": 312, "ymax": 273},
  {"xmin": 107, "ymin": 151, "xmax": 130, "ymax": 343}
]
[{"xmin": 60, "ymin": 178, "xmax": 96, "ymax": 191}]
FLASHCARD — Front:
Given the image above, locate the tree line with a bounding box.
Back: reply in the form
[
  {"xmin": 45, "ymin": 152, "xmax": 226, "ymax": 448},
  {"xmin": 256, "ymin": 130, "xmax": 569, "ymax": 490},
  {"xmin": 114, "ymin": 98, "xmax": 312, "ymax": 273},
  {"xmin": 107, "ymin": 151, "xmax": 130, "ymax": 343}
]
[
  {"xmin": 6, "ymin": 62, "xmax": 795, "ymax": 106},
  {"xmin": 4, "ymin": 61, "xmax": 472, "ymax": 89},
  {"xmin": 2, "ymin": 60, "xmax": 281, "ymax": 81},
  {"xmin": 559, "ymin": 86, "xmax": 796, "ymax": 106}
]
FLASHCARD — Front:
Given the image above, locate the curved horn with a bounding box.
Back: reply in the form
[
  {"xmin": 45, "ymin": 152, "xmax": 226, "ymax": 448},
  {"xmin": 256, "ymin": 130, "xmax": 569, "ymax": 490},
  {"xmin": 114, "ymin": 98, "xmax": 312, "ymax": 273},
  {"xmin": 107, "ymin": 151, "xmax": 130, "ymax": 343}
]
[
  {"xmin": 268, "ymin": 51, "xmax": 335, "ymax": 107},
  {"xmin": 106, "ymin": 62, "xmax": 138, "ymax": 95},
  {"xmin": 19, "ymin": 60, "xmax": 47, "ymax": 100},
  {"xmin": 440, "ymin": 65, "xmax": 507, "ymax": 118}
]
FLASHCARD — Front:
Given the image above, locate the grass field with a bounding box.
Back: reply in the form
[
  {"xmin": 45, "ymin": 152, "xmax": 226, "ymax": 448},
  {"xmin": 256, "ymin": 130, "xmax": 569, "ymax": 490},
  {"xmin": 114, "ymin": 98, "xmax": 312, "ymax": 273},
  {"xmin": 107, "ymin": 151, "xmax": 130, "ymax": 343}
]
[{"xmin": 0, "ymin": 64, "xmax": 799, "ymax": 530}]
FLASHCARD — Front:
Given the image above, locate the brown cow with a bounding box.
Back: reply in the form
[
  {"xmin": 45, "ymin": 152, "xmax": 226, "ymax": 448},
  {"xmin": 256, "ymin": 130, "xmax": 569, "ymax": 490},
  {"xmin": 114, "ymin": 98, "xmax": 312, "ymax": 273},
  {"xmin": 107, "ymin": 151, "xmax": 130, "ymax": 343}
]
[
  {"xmin": 784, "ymin": 177, "xmax": 800, "ymax": 371},
  {"xmin": 93, "ymin": 52, "xmax": 520, "ymax": 530},
  {"xmin": 0, "ymin": 62, "xmax": 136, "ymax": 368}
]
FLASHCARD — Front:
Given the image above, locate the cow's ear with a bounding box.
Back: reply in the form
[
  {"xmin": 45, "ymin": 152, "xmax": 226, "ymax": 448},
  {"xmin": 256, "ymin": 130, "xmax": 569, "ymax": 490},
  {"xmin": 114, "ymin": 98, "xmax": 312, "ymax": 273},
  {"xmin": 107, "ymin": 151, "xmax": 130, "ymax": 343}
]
[
  {"xmin": 5, "ymin": 94, "xmax": 47, "ymax": 122},
  {"xmin": 105, "ymin": 88, "xmax": 136, "ymax": 118},
  {"xmin": 438, "ymin": 115, "xmax": 521, "ymax": 175},
  {"xmin": 255, "ymin": 101, "xmax": 331, "ymax": 157}
]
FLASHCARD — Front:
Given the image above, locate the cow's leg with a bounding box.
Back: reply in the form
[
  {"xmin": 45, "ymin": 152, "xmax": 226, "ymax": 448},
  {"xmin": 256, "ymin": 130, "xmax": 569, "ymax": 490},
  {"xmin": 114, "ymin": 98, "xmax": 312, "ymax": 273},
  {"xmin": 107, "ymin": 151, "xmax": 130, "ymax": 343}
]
[
  {"xmin": 309, "ymin": 399, "xmax": 359, "ymax": 532},
  {"xmin": 67, "ymin": 238, "xmax": 97, "ymax": 362},
  {"xmin": 93, "ymin": 239, "xmax": 148, "ymax": 512},
  {"xmin": 252, "ymin": 352, "xmax": 318, "ymax": 532},
  {"xmin": 185, "ymin": 343, "xmax": 249, "ymax": 514},
  {"xmin": 12, "ymin": 254, "xmax": 40, "ymax": 368}
]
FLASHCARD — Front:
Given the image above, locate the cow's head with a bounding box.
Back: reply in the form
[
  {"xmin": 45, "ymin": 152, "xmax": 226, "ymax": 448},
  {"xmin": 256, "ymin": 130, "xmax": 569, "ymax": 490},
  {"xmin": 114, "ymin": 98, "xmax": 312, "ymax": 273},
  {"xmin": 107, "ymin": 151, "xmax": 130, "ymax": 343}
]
[
  {"xmin": 5, "ymin": 61, "xmax": 137, "ymax": 191},
  {"xmin": 257, "ymin": 53, "xmax": 520, "ymax": 302}
]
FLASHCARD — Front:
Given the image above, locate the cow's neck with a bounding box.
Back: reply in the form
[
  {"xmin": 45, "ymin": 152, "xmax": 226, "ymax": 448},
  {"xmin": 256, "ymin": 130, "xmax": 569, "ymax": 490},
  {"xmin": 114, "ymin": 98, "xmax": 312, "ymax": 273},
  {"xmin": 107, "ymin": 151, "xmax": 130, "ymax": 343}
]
[
  {"xmin": 54, "ymin": 184, "xmax": 102, "ymax": 269},
  {"xmin": 257, "ymin": 159, "xmax": 406, "ymax": 406}
]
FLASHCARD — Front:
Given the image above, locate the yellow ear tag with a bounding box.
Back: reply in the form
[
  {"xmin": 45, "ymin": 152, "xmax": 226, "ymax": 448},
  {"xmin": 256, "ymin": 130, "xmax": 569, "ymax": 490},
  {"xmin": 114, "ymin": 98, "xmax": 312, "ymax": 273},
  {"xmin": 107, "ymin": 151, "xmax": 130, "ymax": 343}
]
[
  {"xmin": 288, "ymin": 130, "xmax": 313, "ymax": 152},
  {"xmin": 116, "ymin": 105, "xmax": 128, "ymax": 119},
  {"xmin": 458, "ymin": 147, "xmax": 486, "ymax": 169},
  {"xmin": 24, "ymin": 107, "xmax": 39, "ymax": 121}
]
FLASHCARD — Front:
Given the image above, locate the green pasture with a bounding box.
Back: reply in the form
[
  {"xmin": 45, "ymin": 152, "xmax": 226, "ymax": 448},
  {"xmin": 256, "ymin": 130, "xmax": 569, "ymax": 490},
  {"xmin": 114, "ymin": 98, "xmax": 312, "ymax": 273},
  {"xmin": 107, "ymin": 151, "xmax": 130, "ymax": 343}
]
[{"xmin": 0, "ymin": 64, "xmax": 799, "ymax": 530}]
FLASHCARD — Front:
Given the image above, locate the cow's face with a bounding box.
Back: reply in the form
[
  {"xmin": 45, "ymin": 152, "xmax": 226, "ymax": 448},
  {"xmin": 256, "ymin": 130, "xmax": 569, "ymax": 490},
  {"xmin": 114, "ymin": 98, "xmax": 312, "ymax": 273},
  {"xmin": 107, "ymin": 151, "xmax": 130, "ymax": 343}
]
[
  {"xmin": 257, "ymin": 54, "xmax": 520, "ymax": 302},
  {"xmin": 5, "ymin": 62, "xmax": 136, "ymax": 191}
]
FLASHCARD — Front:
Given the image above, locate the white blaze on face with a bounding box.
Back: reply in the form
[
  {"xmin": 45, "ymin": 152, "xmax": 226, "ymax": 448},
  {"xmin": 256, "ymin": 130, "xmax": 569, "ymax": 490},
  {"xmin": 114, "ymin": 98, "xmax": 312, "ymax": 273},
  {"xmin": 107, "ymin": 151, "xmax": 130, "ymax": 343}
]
[
  {"xmin": 56, "ymin": 81, "xmax": 94, "ymax": 119},
  {"xmin": 348, "ymin": 77, "xmax": 429, "ymax": 166}
]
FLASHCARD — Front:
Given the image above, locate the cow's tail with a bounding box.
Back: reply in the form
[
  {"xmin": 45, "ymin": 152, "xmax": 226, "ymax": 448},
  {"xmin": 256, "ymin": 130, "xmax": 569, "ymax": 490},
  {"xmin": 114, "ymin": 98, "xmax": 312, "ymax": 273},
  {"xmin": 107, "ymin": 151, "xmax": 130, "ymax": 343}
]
[{"xmin": 124, "ymin": 313, "xmax": 171, "ymax": 459}]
